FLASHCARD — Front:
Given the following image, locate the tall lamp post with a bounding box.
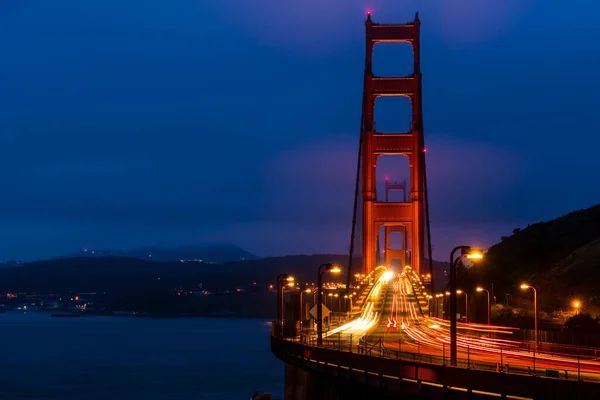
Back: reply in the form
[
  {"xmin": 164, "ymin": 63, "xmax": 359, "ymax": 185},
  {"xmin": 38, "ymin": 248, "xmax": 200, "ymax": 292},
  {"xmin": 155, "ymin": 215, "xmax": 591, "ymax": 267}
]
[
  {"xmin": 426, "ymin": 295, "xmax": 433, "ymax": 317},
  {"xmin": 444, "ymin": 291, "xmax": 451, "ymax": 320},
  {"xmin": 449, "ymin": 246, "xmax": 483, "ymax": 366},
  {"xmin": 317, "ymin": 264, "xmax": 342, "ymax": 347},
  {"xmin": 520, "ymin": 283, "xmax": 538, "ymax": 348},
  {"xmin": 344, "ymin": 294, "xmax": 353, "ymax": 317},
  {"xmin": 456, "ymin": 290, "xmax": 468, "ymax": 322},
  {"xmin": 435, "ymin": 293, "xmax": 442, "ymax": 318},
  {"xmin": 476, "ymin": 287, "xmax": 491, "ymax": 325},
  {"xmin": 277, "ymin": 274, "xmax": 295, "ymax": 336},
  {"xmin": 299, "ymin": 288, "xmax": 312, "ymax": 330}
]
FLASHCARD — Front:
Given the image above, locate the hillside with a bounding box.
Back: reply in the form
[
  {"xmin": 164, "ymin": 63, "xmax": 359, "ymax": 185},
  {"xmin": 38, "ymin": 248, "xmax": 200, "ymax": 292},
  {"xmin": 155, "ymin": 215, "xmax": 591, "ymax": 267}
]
[
  {"xmin": 0, "ymin": 254, "xmax": 447, "ymax": 294},
  {"xmin": 478, "ymin": 204, "xmax": 600, "ymax": 309},
  {"xmin": 66, "ymin": 243, "xmax": 256, "ymax": 263},
  {"xmin": 0, "ymin": 254, "xmax": 352, "ymax": 294}
]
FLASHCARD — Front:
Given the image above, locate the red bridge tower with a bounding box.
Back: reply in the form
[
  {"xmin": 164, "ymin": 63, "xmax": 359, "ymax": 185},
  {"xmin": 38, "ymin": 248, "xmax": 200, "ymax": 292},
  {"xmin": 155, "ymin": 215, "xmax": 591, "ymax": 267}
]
[{"xmin": 361, "ymin": 12, "xmax": 425, "ymax": 275}]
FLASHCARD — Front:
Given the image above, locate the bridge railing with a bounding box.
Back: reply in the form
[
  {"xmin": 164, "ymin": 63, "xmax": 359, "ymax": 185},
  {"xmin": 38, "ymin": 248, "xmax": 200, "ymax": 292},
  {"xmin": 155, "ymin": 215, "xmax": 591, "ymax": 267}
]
[
  {"xmin": 284, "ymin": 330, "xmax": 600, "ymax": 383},
  {"xmin": 354, "ymin": 333, "xmax": 600, "ymax": 382},
  {"xmin": 272, "ymin": 334, "xmax": 600, "ymax": 400}
]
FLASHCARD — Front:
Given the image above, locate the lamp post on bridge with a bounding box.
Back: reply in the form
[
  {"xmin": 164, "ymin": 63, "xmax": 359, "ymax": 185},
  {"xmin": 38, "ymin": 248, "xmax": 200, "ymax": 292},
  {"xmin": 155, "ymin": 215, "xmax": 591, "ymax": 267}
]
[
  {"xmin": 449, "ymin": 246, "xmax": 483, "ymax": 366},
  {"xmin": 317, "ymin": 264, "xmax": 342, "ymax": 347},
  {"xmin": 299, "ymin": 288, "xmax": 312, "ymax": 330},
  {"xmin": 456, "ymin": 290, "xmax": 468, "ymax": 322},
  {"xmin": 476, "ymin": 287, "xmax": 491, "ymax": 325},
  {"xmin": 344, "ymin": 294, "xmax": 353, "ymax": 318},
  {"xmin": 435, "ymin": 293, "xmax": 442, "ymax": 318},
  {"xmin": 277, "ymin": 274, "xmax": 295, "ymax": 337},
  {"xmin": 426, "ymin": 295, "xmax": 433, "ymax": 317},
  {"xmin": 520, "ymin": 283, "xmax": 538, "ymax": 348}
]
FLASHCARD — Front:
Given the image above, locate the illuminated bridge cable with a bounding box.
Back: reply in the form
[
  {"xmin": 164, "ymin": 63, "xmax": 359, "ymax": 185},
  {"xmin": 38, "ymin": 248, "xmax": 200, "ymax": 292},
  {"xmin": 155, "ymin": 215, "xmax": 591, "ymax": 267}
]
[
  {"xmin": 423, "ymin": 149, "xmax": 434, "ymax": 293},
  {"xmin": 346, "ymin": 98, "xmax": 364, "ymax": 293},
  {"xmin": 346, "ymin": 53, "xmax": 368, "ymax": 293}
]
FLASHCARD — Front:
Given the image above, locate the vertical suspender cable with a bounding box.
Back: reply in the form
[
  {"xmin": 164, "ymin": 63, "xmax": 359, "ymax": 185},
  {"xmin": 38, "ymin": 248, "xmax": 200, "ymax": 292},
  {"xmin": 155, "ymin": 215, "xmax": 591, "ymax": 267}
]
[
  {"xmin": 346, "ymin": 57, "xmax": 368, "ymax": 293},
  {"xmin": 423, "ymin": 149, "xmax": 434, "ymax": 293}
]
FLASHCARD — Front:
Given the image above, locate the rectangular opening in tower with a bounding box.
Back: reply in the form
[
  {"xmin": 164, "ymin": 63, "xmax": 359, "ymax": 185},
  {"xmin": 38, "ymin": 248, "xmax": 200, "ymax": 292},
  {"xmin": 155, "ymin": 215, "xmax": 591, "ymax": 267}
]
[
  {"xmin": 389, "ymin": 230, "xmax": 408, "ymax": 250},
  {"xmin": 376, "ymin": 155, "xmax": 410, "ymax": 202},
  {"xmin": 374, "ymin": 96, "xmax": 412, "ymax": 133},
  {"xmin": 372, "ymin": 42, "xmax": 415, "ymax": 78}
]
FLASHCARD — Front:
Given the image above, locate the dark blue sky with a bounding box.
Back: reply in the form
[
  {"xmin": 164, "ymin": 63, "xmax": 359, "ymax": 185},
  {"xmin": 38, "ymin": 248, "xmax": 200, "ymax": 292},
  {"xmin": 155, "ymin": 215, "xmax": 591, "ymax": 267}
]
[{"xmin": 1, "ymin": 0, "xmax": 599, "ymax": 261}]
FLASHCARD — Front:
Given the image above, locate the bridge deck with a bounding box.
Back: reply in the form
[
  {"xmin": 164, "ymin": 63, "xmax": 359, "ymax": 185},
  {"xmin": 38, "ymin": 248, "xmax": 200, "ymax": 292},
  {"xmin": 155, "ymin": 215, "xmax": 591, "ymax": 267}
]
[{"xmin": 276, "ymin": 268, "xmax": 600, "ymax": 399}]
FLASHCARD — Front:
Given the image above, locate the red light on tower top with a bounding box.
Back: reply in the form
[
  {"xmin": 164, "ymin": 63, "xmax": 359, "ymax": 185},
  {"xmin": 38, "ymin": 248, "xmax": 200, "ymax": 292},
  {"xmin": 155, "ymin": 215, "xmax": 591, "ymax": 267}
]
[{"xmin": 385, "ymin": 176, "xmax": 389, "ymax": 181}]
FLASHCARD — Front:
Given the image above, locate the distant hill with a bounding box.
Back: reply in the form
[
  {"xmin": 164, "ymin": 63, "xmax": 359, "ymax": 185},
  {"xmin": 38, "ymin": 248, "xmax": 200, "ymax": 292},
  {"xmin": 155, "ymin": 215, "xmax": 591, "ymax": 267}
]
[
  {"xmin": 66, "ymin": 243, "xmax": 256, "ymax": 263},
  {"xmin": 479, "ymin": 204, "xmax": 600, "ymax": 309},
  {"xmin": 0, "ymin": 254, "xmax": 350, "ymax": 294},
  {"xmin": 0, "ymin": 253, "xmax": 447, "ymax": 294},
  {"xmin": 0, "ymin": 260, "xmax": 24, "ymax": 268}
]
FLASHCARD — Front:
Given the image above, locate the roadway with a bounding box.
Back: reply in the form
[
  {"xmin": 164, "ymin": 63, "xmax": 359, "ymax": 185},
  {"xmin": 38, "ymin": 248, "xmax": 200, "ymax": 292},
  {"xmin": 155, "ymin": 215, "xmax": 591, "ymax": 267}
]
[{"xmin": 322, "ymin": 266, "xmax": 600, "ymax": 381}]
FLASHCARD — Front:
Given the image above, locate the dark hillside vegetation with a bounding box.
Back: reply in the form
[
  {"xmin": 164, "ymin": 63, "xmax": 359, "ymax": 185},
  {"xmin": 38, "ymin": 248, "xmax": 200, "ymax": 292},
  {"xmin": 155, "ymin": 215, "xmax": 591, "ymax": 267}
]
[{"xmin": 477, "ymin": 204, "xmax": 600, "ymax": 310}]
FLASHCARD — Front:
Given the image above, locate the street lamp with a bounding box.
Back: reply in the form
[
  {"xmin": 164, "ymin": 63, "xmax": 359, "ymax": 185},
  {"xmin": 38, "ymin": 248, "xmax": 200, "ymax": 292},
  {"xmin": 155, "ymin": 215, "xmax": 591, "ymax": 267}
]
[
  {"xmin": 456, "ymin": 290, "xmax": 468, "ymax": 322},
  {"xmin": 344, "ymin": 294, "xmax": 353, "ymax": 317},
  {"xmin": 299, "ymin": 288, "xmax": 312, "ymax": 330},
  {"xmin": 435, "ymin": 293, "xmax": 442, "ymax": 318},
  {"xmin": 277, "ymin": 274, "xmax": 295, "ymax": 336},
  {"xmin": 426, "ymin": 295, "xmax": 433, "ymax": 317},
  {"xmin": 449, "ymin": 246, "xmax": 483, "ymax": 366},
  {"xmin": 317, "ymin": 263, "xmax": 342, "ymax": 347},
  {"xmin": 520, "ymin": 283, "xmax": 538, "ymax": 348},
  {"xmin": 443, "ymin": 292, "xmax": 450, "ymax": 319},
  {"xmin": 476, "ymin": 287, "xmax": 491, "ymax": 325}
]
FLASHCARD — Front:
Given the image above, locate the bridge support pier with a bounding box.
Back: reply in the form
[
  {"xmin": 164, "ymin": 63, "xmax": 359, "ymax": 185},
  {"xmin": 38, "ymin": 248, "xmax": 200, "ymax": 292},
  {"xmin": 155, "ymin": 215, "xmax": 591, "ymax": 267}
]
[{"xmin": 284, "ymin": 362, "xmax": 421, "ymax": 400}]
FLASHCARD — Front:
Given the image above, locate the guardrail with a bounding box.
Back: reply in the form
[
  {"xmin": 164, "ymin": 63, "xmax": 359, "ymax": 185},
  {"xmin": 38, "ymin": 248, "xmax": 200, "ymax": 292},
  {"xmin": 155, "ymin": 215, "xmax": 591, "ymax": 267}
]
[
  {"xmin": 291, "ymin": 331, "xmax": 600, "ymax": 383},
  {"xmin": 358, "ymin": 334, "xmax": 600, "ymax": 382},
  {"xmin": 272, "ymin": 334, "xmax": 600, "ymax": 400}
]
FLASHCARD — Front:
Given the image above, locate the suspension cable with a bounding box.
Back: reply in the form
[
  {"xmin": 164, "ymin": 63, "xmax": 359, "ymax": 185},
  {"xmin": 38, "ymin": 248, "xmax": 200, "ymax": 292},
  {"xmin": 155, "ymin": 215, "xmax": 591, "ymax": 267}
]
[
  {"xmin": 346, "ymin": 61, "xmax": 368, "ymax": 293},
  {"xmin": 423, "ymin": 150, "xmax": 434, "ymax": 292}
]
